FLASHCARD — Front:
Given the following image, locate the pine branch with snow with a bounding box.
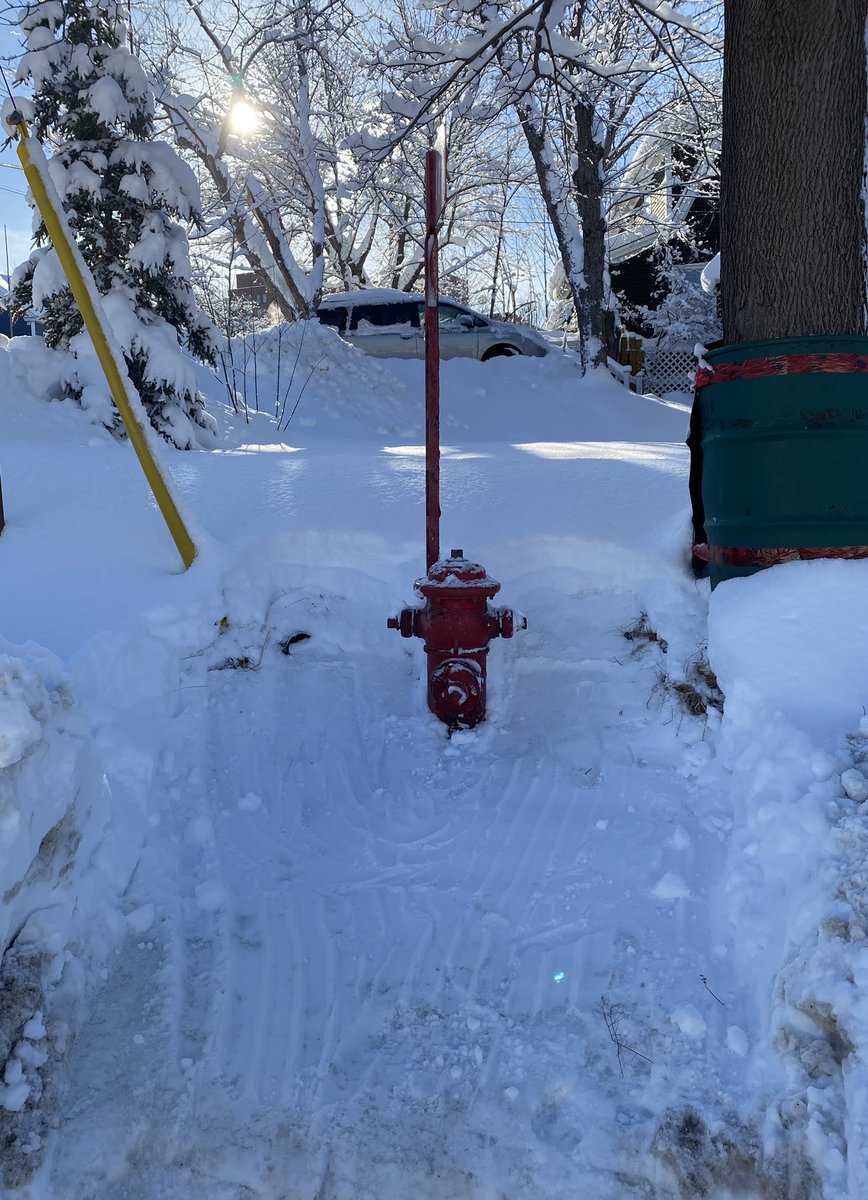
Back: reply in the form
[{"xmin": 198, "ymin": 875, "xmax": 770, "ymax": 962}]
[{"xmin": 9, "ymin": 0, "xmax": 218, "ymax": 448}]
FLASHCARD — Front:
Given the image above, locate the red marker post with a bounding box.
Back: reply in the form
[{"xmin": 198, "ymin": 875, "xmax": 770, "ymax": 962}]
[
  {"xmin": 388, "ymin": 131, "xmax": 526, "ymax": 731},
  {"xmin": 424, "ymin": 143, "xmax": 444, "ymax": 570}
]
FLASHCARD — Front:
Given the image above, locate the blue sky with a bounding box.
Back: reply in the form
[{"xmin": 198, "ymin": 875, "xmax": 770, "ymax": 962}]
[{"xmin": 0, "ymin": 21, "xmax": 33, "ymax": 277}]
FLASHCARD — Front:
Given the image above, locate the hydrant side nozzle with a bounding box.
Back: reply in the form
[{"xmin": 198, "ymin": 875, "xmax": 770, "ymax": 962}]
[
  {"xmin": 492, "ymin": 607, "xmax": 528, "ymax": 639},
  {"xmin": 388, "ymin": 608, "xmax": 417, "ymax": 638}
]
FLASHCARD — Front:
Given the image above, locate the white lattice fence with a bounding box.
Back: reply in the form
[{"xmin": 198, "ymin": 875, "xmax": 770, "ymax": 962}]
[{"xmin": 643, "ymin": 349, "xmax": 696, "ymax": 395}]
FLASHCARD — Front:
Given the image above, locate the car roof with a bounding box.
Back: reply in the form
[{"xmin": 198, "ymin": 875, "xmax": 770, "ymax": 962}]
[
  {"xmin": 318, "ymin": 288, "xmax": 469, "ymax": 309},
  {"xmin": 319, "ymin": 288, "xmax": 420, "ymax": 307}
]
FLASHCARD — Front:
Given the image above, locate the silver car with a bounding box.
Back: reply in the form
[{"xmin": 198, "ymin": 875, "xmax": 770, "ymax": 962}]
[{"xmin": 316, "ymin": 289, "xmax": 548, "ymax": 361}]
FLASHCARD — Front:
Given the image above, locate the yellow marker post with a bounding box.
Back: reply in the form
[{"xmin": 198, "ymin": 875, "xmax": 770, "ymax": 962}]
[{"xmin": 9, "ymin": 115, "xmax": 198, "ymax": 569}]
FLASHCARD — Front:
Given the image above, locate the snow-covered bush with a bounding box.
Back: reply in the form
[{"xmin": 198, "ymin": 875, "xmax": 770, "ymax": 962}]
[
  {"xmin": 634, "ymin": 258, "xmax": 721, "ymax": 351},
  {"xmin": 8, "ymin": 0, "xmax": 217, "ymax": 448}
]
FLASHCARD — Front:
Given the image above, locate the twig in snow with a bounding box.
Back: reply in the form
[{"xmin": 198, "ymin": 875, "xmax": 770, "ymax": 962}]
[
  {"xmin": 280, "ymin": 355, "xmax": 325, "ymax": 431},
  {"xmin": 274, "ymin": 321, "xmax": 284, "ymax": 418},
  {"xmin": 215, "ymin": 346, "xmax": 239, "ymax": 413},
  {"xmin": 276, "ymin": 316, "xmax": 308, "ymax": 426},
  {"xmin": 209, "ymin": 629, "xmax": 272, "ymax": 672},
  {"xmin": 595, "ymin": 996, "xmax": 653, "ymax": 1076},
  {"xmin": 700, "ymin": 975, "xmax": 725, "ymax": 1006}
]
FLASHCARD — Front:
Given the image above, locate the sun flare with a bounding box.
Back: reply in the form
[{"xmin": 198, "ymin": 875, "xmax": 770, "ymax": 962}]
[{"xmin": 229, "ymin": 97, "xmax": 260, "ymax": 136}]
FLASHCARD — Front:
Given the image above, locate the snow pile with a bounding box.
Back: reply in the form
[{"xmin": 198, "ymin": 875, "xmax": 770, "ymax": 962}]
[
  {"xmin": 0, "ymin": 637, "xmax": 115, "ymax": 1188},
  {"xmin": 700, "ymin": 253, "xmax": 721, "ymax": 294},
  {"xmin": 0, "ymin": 640, "xmax": 84, "ymax": 948},
  {"xmin": 703, "ymin": 562, "xmax": 868, "ymax": 1194},
  {"xmin": 4, "ymin": 336, "xmax": 66, "ymax": 410},
  {"xmin": 216, "ymin": 318, "xmax": 427, "ymax": 442},
  {"xmin": 0, "ymin": 655, "xmax": 46, "ymax": 772},
  {"xmin": 214, "ymin": 320, "xmax": 689, "ymax": 448},
  {"xmin": 710, "ymin": 560, "xmax": 868, "ymax": 742}
]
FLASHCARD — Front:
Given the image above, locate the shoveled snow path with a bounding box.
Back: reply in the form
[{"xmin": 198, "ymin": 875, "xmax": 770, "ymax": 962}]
[
  {"xmin": 45, "ymin": 556, "xmax": 750, "ymax": 1199},
  {"xmin": 7, "ymin": 341, "xmax": 867, "ymax": 1200}
]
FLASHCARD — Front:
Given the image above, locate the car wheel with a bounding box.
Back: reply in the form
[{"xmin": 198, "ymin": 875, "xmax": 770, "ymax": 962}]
[{"xmin": 481, "ymin": 344, "xmax": 521, "ymax": 361}]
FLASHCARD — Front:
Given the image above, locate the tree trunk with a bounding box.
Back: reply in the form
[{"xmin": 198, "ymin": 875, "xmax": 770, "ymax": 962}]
[
  {"xmin": 490, "ymin": 191, "xmax": 507, "ymax": 317},
  {"xmin": 388, "ymin": 197, "xmax": 414, "ymax": 291},
  {"xmin": 570, "ymin": 99, "xmax": 610, "ymax": 365},
  {"xmin": 518, "ymin": 103, "xmax": 589, "ymax": 369},
  {"xmin": 721, "ymin": 0, "xmax": 867, "ymax": 342},
  {"xmin": 518, "ymin": 98, "xmax": 611, "ymax": 369}
]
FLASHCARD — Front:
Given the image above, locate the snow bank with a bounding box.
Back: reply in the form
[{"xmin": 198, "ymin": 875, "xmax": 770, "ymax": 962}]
[
  {"xmin": 0, "ymin": 639, "xmax": 88, "ymax": 950},
  {"xmin": 211, "ymin": 321, "xmax": 689, "ymax": 448},
  {"xmin": 4, "ymin": 337, "xmax": 65, "ymax": 409},
  {"xmin": 709, "ymin": 560, "xmax": 868, "ymax": 742},
  {"xmin": 703, "ymin": 563, "xmax": 868, "ymax": 1194},
  {"xmin": 0, "ymin": 636, "xmax": 115, "ymax": 1187},
  {"xmin": 217, "ymin": 318, "xmax": 426, "ymax": 443}
]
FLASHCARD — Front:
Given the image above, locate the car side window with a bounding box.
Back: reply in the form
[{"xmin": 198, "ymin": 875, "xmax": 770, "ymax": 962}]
[
  {"xmin": 317, "ymin": 306, "xmax": 347, "ymax": 332},
  {"xmin": 350, "ymin": 302, "xmax": 420, "ymax": 332},
  {"xmin": 438, "ymin": 303, "xmax": 471, "ymax": 327}
]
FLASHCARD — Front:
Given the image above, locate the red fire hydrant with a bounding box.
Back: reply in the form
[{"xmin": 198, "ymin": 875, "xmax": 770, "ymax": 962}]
[{"xmin": 388, "ymin": 549, "xmax": 526, "ymax": 730}]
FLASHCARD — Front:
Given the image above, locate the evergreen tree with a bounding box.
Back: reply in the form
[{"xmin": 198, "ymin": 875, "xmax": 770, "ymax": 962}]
[{"xmin": 10, "ymin": 0, "xmax": 218, "ymax": 448}]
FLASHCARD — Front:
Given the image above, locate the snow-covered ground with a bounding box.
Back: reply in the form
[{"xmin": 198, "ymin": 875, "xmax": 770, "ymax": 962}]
[{"xmin": 3, "ymin": 323, "xmax": 868, "ymax": 1199}]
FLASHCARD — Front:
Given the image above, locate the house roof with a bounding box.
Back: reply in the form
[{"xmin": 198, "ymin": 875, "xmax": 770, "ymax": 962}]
[{"xmin": 607, "ymin": 133, "xmax": 719, "ymax": 266}]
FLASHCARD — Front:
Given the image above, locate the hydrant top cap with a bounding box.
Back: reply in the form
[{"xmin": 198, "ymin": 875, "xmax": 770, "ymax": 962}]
[{"xmin": 421, "ymin": 554, "xmax": 501, "ymax": 591}]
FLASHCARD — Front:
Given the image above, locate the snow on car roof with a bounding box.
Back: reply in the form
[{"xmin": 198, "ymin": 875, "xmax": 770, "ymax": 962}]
[
  {"xmin": 319, "ymin": 288, "xmax": 421, "ymax": 306},
  {"xmin": 318, "ymin": 288, "xmax": 466, "ymax": 308}
]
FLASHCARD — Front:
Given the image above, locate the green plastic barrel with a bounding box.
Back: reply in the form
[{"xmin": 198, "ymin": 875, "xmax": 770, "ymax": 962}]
[{"xmin": 697, "ymin": 335, "xmax": 868, "ymax": 586}]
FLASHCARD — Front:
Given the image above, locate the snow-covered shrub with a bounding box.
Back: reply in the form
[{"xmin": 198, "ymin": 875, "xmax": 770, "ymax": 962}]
[
  {"xmin": 8, "ymin": 0, "xmax": 217, "ymax": 448},
  {"xmin": 545, "ymin": 297, "xmax": 575, "ymax": 333},
  {"xmin": 634, "ymin": 258, "xmax": 721, "ymax": 351}
]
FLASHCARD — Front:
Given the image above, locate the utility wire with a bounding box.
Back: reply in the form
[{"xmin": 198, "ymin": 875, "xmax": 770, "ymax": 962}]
[{"xmin": 0, "ymin": 59, "xmax": 16, "ymax": 106}]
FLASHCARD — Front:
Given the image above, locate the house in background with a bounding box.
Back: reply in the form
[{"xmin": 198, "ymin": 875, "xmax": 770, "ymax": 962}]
[
  {"xmin": 231, "ymin": 271, "xmax": 271, "ymax": 317},
  {"xmin": 0, "ymin": 275, "xmax": 43, "ymax": 338},
  {"xmin": 607, "ymin": 138, "xmax": 720, "ymax": 312},
  {"xmin": 606, "ymin": 138, "xmax": 720, "ymax": 394},
  {"xmin": 545, "ymin": 133, "xmax": 720, "ymax": 391}
]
